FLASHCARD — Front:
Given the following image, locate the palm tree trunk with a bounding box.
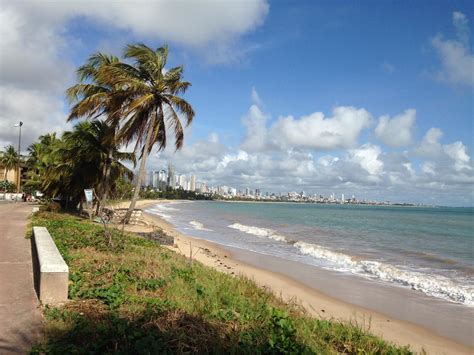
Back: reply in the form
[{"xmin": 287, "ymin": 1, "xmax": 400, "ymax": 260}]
[
  {"xmin": 98, "ymin": 154, "xmax": 112, "ymax": 215},
  {"xmin": 123, "ymin": 115, "xmax": 156, "ymax": 224},
  {"xmin": 96, "ymin": 151, "xmax": 111, "ymax": 214},
  {"xmin": 3, "ymin": 169, "xmax": 8, "ymax": 193}
]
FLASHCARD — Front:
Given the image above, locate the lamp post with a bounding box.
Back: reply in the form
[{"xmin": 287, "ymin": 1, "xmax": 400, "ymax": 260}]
[{"xmin": 14, "ymin": 121, "xmax": 23, "ymax": 193}]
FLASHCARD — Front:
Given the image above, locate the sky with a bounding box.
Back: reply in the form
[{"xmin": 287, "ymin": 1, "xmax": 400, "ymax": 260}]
[{"xmin": 0, "ymin": 0, "xmax": 473, "ymax": 206}]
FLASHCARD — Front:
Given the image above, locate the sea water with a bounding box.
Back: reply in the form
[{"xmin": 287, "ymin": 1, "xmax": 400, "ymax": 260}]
[{"xmin": 146, "ymin": 201, "xmax": 474, "ymax": 307}]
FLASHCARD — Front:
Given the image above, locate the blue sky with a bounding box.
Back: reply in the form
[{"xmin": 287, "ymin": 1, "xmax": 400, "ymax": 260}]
[{"xmin": 0, "ymin": 0, "xmax": 472, "ymax": 205}]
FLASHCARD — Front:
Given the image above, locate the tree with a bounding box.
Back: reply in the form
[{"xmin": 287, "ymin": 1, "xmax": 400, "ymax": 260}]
[
  {"xmin": 97, "ymin": 44, "xmax": 195, "ymax": 223},
  {"xmin": 24, "ymin": 122, "xmax": 134, "ymax": 212},
  {"xmin": 66, "ymin": 53, "xmax": 126, "ymax": 213},
  {"xmin": 0, "ymin": 145, "xmax": 19, "ymax": 189}
]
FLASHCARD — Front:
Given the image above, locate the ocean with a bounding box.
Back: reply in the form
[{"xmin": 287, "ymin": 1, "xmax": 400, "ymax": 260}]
[{"xmin": 146, "ymin": 201, "xmax": 474, "ymax": 307}]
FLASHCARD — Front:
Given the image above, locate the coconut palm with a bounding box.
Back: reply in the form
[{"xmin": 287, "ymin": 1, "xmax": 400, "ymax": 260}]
[
  {"xmin": 66, "ymin": 53, "xmax": 128, "ymax": 212},
  {"xmin": 96, "ymin": 44, "xmax": 194, "ymax": 222},
  {"xmin": 60, "ymin": 121, "xmax": 134, "ymax": 211},
  {"xmin": 1, "ymin": 145, "xmax": 19, "ymax": 185}
]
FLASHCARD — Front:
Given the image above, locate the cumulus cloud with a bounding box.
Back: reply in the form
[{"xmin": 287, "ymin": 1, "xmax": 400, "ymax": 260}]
[
  {"xmin": 414, "ymin": 127, "xmax": 473, "ymax": 181},
  {"xmin": 443, "ymin": 141, "xmax": 471, "ymax": 171},
  {"xmin": 240, "ymin": 90, "xmax": 372, "ymax": 153},
  {"xmin": 270, "ymin": 106, "xmax": 372, "ymax": 150},
  {"xmin": 241, "ymin": 104, "xmax": 270, "ymax": 152},
  {"xmin": 415, "ymin": 127, "xmax": 443, "ymax": 157},
  {"xmin": 375, "ymin": 109, "xmax": 416, "ymax": 147},
  {"xmin": 431, "ymin": 11, "xmax": 474, "ymax": 86},
  {"xmin": 348, "ymin": 144, "xmax": 384, "ymax": 177}
]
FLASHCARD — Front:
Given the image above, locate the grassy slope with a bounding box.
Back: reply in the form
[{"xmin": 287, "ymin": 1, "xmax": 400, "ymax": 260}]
[{"xmin": 30, "ymin": 211, "xmax": 412, "ymax": 354}]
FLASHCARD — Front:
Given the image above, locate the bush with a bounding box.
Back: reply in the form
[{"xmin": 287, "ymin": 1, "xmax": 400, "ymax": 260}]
[
  {"xmin": 41, "ymin": 201, "xmax": 61, "ymax": 212},
  {"xmin": 0, "ymin": 180, "xmax": 16, "ymax": 192}
]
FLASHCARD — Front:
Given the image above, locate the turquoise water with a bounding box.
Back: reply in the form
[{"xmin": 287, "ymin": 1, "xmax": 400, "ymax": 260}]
[{"xmin": 147, "ymin": 201, "xmax": 474, "ymax": 306}]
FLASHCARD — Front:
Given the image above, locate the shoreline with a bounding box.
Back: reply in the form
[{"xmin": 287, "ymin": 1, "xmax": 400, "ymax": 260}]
[{"xmin": 113, "ymin": 199, "xmax": 472, "ymax": 354}]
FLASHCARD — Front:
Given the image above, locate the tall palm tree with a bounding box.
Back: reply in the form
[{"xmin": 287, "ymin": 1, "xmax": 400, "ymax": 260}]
[
  {"xmin": 97, "ymin": 44, "xmax": 195, "ymax": 223},
  {"xmin": 66, "ymin": 53, "xmax": 128, "ymax": 212},
  {"xmin": 1, "ymin": 145, "xmax": 19, "ymax": 185}
]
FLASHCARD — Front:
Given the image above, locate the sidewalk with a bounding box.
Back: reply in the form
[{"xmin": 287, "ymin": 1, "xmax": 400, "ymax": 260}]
[{"xmin": 0, "ymin": 203, "xmax": 42, "ymax": 354}]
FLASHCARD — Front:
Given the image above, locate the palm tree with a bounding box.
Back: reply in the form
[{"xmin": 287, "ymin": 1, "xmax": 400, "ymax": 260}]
[
  {"xmin": 26, "ymin": 122, "xmax": 134, "ymax": 212},
  {"xmin": 66, "ymin": 53, "xmax": 127, "ymax": 212},
  {"xmin": 96, "ymin": 44, "xmax": 195, "ymax": 223},
  {"xmin": 1, "ymin": 145, "xmax": 19, "ymax": 186}
]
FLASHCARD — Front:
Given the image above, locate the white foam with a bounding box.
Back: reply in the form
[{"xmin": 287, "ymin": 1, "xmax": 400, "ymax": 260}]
[
  {"xmin": 146, "ymin": 205, "xmax": 176, "ymax": 221},
  {"xmin": 294, "ymin": 241, "xmax": 356, "ymax": 268},
  {"xmin": 190, "ymin": 221, "xmax": 212, "ymax": 231},
  {"xmin": 228, "ymin": 223, "xmax": 287, "ymax": 242},
  {"xmin": 294, "ymin": 241, "xmax": 473, "ymax": 306}
]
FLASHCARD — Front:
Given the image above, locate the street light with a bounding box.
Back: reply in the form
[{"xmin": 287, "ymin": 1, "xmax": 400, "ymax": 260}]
[{"xmin": 14, "ymin": 121, "xmax": 23, "ymax": 193}]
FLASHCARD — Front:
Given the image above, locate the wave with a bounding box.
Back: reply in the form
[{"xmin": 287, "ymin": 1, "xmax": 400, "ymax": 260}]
[
  {"xmin": 146, "ymin": 204, "xmax": 179, "ymax": 221},
  {"xmin": 190, "ymin": 221, "xmax": 212, "ymax": 231},
  {"xmin": 155, "ymin": 204, "xmax": 180, "ymax": 211},
  {"xmin": 294, "ymin": 241, "xmax": 473, "ymax": 306},
  {"xmin": 228, "ymin": 223, "xmax": 288, "ymax": 242}
]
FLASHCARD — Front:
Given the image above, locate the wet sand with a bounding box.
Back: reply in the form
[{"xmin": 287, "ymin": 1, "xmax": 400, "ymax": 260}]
[{"xmin": 112, "ymin": 200, "xmax": 473, "ymax": 354}]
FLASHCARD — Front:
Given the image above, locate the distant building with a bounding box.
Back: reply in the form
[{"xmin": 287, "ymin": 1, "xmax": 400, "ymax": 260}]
[
  {"xmin": 178, "ymin": 174, "xmax": 186, "ymax": 189},
  {"xmin": 158, "ymin": 170, "xmax": 167, "ymax": 190},
  {"xmin": 190, "ymin": 175, "xmax": 196, "ymax": 192},
  {"xmin": 168, "ymin": 164, "xmax": 176, "ymax": 189},
  {"xmin": 151, "ymin": 170, "xmax": 159, "ymax": 189}
]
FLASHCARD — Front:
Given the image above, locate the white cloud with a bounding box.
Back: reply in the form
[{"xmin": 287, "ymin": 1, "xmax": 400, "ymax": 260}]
[
  {"xmin": 241, "ymin": 104, "xmax": 270, "ymax": 152},
  {"xmin": 443, "ymin": 141, "xmax": 471, "ymax": 171},
  {"xmin": 0, "ymin": 87, "xmax": 67, "ymax": 151},
  {"xmin": 375, "ymin": 109, "xmax": 416, "ymax": 147},
  {"xmin": 415, "ymin": 127, "xmax": 443, "ymax": 156},
  {"xmin": 271, "ymin": 106, "xmax": 372, "ymax": 150},
  {"xmin": 79, "ymin": 0, "xmax": 269, "ymax": 47},
  {"xmin": 415, "ymin": 127, "xmax": 473, "ymax": 176},
  {"xmin": 348, "ymin": 144, "xmax": 384, "ymax": 177},
  {"xmin": 0, "ymin": 4, "xmax": 73, "ymax": 92},
  {"xmin": 431, "ymin": 11, "xmax": 474, "ymax": 86}
]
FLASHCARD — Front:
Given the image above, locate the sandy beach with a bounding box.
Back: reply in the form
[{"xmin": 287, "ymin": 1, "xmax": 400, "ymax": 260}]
[{"xmin": 112, "ymin": 200, "xmax": 472, "ymax": 354}]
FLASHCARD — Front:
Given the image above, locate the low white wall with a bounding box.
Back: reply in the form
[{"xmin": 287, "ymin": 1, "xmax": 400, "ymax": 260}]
[{"xmin": 33, "ymin": 226, "xmax": 69, "ymax": 305}]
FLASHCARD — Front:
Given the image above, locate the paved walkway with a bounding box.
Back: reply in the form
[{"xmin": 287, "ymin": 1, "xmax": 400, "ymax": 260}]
[{"xmin": 0, "ymin": 203, "xmax": 42, "ymax": 354}]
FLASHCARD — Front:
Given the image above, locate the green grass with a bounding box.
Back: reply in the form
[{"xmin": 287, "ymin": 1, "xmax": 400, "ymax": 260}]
[{"xmin": 30, "ymin": 211, "xmax": 412, "ymax": 354}]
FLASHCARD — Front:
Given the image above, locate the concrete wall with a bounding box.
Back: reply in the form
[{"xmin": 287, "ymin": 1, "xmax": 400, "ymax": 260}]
[{"xmin": 32, "ymin": 227, "xmax": 69, "ymax": 305}]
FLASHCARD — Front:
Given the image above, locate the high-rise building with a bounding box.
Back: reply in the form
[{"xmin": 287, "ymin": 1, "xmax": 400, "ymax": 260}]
[
  {"xmin": 190, "ymin": 175, "xmax": 196, "ymax": 192},
  {"xmin": 341, "ymin": 193, "xmax": 345, "ymax": 203},
  {"xmin": 151, "ymin": 170, "xmax": 160, "ymax": 189},
  {"xmin": 168, "ymin": 164, "xmax": 176, "ymax": 189},
  {"xmin": 158, "ymin": 170, "xmax": 167, "ymax": 190},
  {"xmin": 179, "ymin": 174, "xmax": 186, "ymax": 189}
]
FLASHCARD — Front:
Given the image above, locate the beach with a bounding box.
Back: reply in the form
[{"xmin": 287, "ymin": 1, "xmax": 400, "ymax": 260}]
[{"xmin": 112, "ymin": 200, "xmax": 473, "ymax": 354}]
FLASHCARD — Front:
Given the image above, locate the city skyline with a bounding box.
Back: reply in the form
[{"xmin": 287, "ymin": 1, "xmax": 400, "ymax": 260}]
[{"xmin": 145, "ymin": 165, "xmax": 416, "ymax": 206}]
